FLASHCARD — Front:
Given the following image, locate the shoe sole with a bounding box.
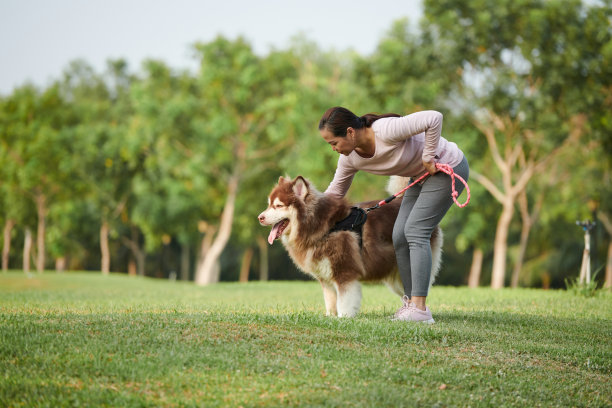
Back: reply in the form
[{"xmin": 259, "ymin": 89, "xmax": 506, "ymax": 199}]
[{"xmin": 391, "ymin": 317, "xmax": 435, "ymax": 324}]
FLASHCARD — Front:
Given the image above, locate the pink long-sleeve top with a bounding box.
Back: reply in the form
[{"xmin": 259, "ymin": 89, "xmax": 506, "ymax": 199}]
[{"xmin": 324, "ymin": 110, "xmax": 464, "ymax": 198}]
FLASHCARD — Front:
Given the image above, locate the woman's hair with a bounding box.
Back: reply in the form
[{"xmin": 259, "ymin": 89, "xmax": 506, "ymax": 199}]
[{"xmin": 318, "ymin": 106, "xmax": 400, "ymax": 137}]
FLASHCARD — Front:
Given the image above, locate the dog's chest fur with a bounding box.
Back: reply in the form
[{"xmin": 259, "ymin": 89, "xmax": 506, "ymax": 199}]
[{"xmin": 281, "ymin": 236, "xmax": 335, "ymax": 282}]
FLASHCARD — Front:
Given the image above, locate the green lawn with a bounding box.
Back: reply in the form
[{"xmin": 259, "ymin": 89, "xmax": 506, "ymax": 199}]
[{"xmin": 1, "ymin": 272, "xmax": 610, "ymax": 407}]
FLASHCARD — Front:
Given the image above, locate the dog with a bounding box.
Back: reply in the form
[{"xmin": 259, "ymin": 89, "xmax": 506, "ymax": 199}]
[{"xmin": 258, "ymin": 176, "xmax": 442, "ymax": 317}]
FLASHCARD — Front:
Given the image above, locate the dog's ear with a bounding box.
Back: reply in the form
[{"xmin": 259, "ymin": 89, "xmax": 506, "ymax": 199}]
[
  {"xmin": 279, "ymin": 175, "xmax": 292, "ymax": 185},
  {"xmin": 292, "ymin": 176, "xmax": 308, "ymax": 200}
]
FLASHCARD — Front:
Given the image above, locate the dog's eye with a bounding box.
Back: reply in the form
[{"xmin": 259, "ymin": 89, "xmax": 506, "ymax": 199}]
[{"xmin": 274, "ymin": 204, "xmax": 285, "ymax": 209}]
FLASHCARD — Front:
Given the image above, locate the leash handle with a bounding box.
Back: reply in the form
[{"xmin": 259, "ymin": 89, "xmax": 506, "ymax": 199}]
[{"xmin": 434, "ymin": 163, "xmax": 470, "ymax": 208}]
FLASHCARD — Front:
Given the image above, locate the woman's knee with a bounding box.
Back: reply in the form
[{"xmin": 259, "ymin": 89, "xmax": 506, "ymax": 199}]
[
  {"xmin": 392, "ymin": 223, "xmax": 408, "ymax": 250},
  {"xmin": 403, "ymin": 224, "xmax": 434, "ymax": 246}
]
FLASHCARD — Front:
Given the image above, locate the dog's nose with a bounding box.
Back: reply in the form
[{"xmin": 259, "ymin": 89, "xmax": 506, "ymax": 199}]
[{"xmin": 258, "ymin": 213, "xmax": 265, "ymax": 223}]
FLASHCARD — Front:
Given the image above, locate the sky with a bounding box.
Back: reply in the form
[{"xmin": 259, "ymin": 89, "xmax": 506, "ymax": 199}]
[{"xmin": 0, "ymin": 0, "xmax": 423, "ymax": 95}]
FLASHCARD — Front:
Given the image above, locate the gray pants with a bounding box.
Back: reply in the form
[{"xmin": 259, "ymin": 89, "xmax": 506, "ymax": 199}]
[{"xmin": 392, "ymin": 157, "xmax": 469, "ymax": 297}]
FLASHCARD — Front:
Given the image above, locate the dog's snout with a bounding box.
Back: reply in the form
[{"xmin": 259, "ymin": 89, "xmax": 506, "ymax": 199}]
[{"xmin": 258, "ymin": 213, "xmax": 265, "ymax": 223}]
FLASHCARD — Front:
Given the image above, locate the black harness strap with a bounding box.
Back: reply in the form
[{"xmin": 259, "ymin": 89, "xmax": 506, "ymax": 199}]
[{"xmin": 328, "ymin": 207, "xmax": 368, "ymax": 247}]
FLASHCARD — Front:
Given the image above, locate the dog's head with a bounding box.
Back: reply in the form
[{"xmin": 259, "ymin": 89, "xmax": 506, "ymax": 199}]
[{"xmin": 258, "ymin": 176, "xmax": 310, "ymax": 245}]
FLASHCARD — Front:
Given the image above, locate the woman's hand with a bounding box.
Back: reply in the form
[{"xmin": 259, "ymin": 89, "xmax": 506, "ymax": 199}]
[{"xmin": 423, "ymin": 159, "xmax": 438, "ymax": 175}]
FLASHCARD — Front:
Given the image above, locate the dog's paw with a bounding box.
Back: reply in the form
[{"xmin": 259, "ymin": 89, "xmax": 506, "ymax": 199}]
[{"xmin": 337, "ymin": 308, "xmax": 359, "ymax": 318}]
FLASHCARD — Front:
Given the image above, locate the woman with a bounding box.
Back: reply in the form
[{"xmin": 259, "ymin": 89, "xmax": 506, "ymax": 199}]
[{"xmin": 319, "ymin": 107, "xmax": 469, "ymax": 323}]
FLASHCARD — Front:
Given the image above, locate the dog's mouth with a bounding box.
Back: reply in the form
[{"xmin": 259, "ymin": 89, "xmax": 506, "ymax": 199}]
[{"xmin": 268, "ymin": 219, "xmax": 289, "ymax": 245}]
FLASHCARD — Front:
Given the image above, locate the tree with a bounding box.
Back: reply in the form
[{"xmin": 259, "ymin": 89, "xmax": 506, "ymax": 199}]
[
  {"xmin": 127, "ymin": 59, "xmax": 205, "ymax": 278},
  {"xmin": 0, "ymin": 83, "xmax": 77, "ymax": 272},
  {"xmin": 424, "ymin": 0, "xmax": 612, "ymax": 287},
  {"xmin": 58, "ymin": 59, "xmax": 137, "ymax": 275},
  {"xmin": 190, "ymin": 37, "xmax": 305, "ymax": 285}
]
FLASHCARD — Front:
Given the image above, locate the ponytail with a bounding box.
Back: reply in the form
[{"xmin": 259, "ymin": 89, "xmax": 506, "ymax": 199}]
[
  {"xmin": 319, "ymin": 107, "xmax": 400, "ymax": 137},
  {"xmin": 361, "ymin": 112, "xmax": 401, "ymax": 127}
]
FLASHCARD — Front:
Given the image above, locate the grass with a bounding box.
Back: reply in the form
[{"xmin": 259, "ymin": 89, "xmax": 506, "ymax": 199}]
[{"xmin": 1, "ymin": 272, "xmax": 611, "ymax": 407}]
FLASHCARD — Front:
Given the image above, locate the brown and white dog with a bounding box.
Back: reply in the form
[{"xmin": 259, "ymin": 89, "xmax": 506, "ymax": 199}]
[{"xmin": 258, "ymin": 176, "xmax": 442, "ymax": 317}]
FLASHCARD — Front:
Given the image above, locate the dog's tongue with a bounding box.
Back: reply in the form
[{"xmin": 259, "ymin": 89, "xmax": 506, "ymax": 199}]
[{"xmin": 268, "ymin": 222, "xmax": 282, "ymax": 245}]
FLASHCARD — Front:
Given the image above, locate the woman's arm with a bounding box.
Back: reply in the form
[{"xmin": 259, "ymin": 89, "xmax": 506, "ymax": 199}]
[
  {"xmin": 380, "ymin": 110, "xmax": 443, "ymax": 165},
  {"xmin": 324, "ymin": 156, "xmax": 356, "ymax": 199}
]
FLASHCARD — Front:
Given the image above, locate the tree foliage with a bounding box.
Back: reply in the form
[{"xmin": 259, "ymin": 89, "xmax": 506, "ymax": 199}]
[{"xmin": 0, "ymin": 1, "xmax": 610, "ymax": 288}]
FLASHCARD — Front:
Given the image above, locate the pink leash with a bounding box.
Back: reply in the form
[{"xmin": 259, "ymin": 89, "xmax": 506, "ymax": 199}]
[{"xmin": 366, "ymin": 163, "xmax": 470, "ymax": 213}]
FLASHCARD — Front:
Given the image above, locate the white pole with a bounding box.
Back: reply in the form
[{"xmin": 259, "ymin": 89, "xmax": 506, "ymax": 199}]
[
  {"xmin": 577, "ymin": 220, "xmax": 595, "ymax": 284},
  {"xmin": 585, "ymin": 231, "xmax": 591, "ymax": 284}
]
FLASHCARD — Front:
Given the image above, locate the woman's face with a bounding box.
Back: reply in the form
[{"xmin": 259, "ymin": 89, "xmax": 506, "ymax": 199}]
[{"xmin": 320, "ymin": 128, "xmax": 354, "ymax": 156}]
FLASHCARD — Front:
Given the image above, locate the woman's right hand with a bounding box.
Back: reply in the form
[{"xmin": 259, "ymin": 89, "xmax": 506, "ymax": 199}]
[{"xmin": 423, "ymin": 159, "xmax": 438, "ymax": 175}]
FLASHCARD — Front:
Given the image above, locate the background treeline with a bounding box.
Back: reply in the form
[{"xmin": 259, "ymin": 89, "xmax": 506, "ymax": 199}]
[{"xmin": 1, "ymin": 0, "xmax": 611, "ymax": 288}]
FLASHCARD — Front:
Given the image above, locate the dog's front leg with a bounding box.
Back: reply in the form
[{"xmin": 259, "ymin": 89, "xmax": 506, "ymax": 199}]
[
  {"xmin": 334, "ymin": 280, "xmax": 362, "ymax": 318},
  {"xmin": 320, "ymin": 280, "xmax": 338, "ymax": 316}
]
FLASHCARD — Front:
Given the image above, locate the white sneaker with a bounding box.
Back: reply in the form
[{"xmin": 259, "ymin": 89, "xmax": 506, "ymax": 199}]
[{"xmin": 392, "ymin": 295, "xmax": 435, "ymax": 324}]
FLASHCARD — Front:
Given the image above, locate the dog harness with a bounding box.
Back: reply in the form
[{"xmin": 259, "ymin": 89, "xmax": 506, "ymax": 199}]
[{"xmin": 329, "ymin": 207, "xmax": 368, "ymax": 247}]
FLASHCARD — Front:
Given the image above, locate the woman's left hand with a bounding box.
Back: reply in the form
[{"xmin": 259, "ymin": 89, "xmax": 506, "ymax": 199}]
[{"xmin": 423, "ymin": 159, "xmax": 438, "ymax": 175}]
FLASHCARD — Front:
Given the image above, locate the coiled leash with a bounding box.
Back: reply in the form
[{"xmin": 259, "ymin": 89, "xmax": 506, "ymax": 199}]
[{"xmin": 365, "ymin": 163, "xmax": 471, "ymax": 213}]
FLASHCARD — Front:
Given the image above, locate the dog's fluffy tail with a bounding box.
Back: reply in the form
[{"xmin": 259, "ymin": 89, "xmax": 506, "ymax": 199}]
[
  {"xmin": 386, "ymin": 176, "xmax": 411, "ymax": 197},
  {"xmin": 387, "ymin": 175, "xmax": 443, "ymax": 287},
  {"xmin": 430, "ymin": 227, "xmax": 443, "ymax": 286}
]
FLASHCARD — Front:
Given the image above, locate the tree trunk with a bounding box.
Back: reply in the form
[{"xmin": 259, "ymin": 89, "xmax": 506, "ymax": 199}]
[
  {"xmin": 597, "ymin": 211, "xmax": 612, "ymax": 289},
  {"xmin": 491, "ymin": 202, "xmax": 514, "ymax": 289},
  {"xmin": 239, "ymin": 247, "xmax": 254, "ymax": 283},
  {"xmin": 468, "ymin": 247, "xmax": 483, "ymax": 288},
  {"xmin": 128, "ymin": 258, "xmax": 137, "ymax": 276},
  {"xmin": 511, "ymin": 222, "xmax": 530, "ymax": 288},
  {"xmin": 512, "ymin": 191, "xmax": 544, "ymax": 288},
  {"xmin": 122, "ymin": 227, "xmax": 146, "ymax": 276},
  {"xmin": 2, "ymin": 219, "xmax": 15, "ymax": 272},
  {"xmin": 23, "ymin": 228, "xmax": 32, "ymax": 274},
  {"xmin": 35, "ymin": 192, "xmax": 47, "ymax": 272},
  {"xmin": 195, "ymin": 172, "xmax": 239, "ymax": 285},
  {"xmin": 195, "ymin": 141, "xmax": 244, "ymax": 285},
  {"xmin": 180, "ymin": 243, "xmax": 190, "ymax": 281},
  {"xmin": 195, "ymin": 222, "xmax": 217, "ymax": 283},
  {"xmin": 605, "ymin": 241, "xmax": 612, "ymax": 290},
  {"xmin": 135, "ymin": 249, "xmax": 146, "ymax": 276},
  {"xmin": 256, "ymin": 235, "xmax": 269, "ymax": 281},
  {"xmin": 100, "ymin": 220, "xmax": 110, "ymax": 275},
  {"xmin": 55, "ymin": 257, "xmax": 66, "ymax": 273}
]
